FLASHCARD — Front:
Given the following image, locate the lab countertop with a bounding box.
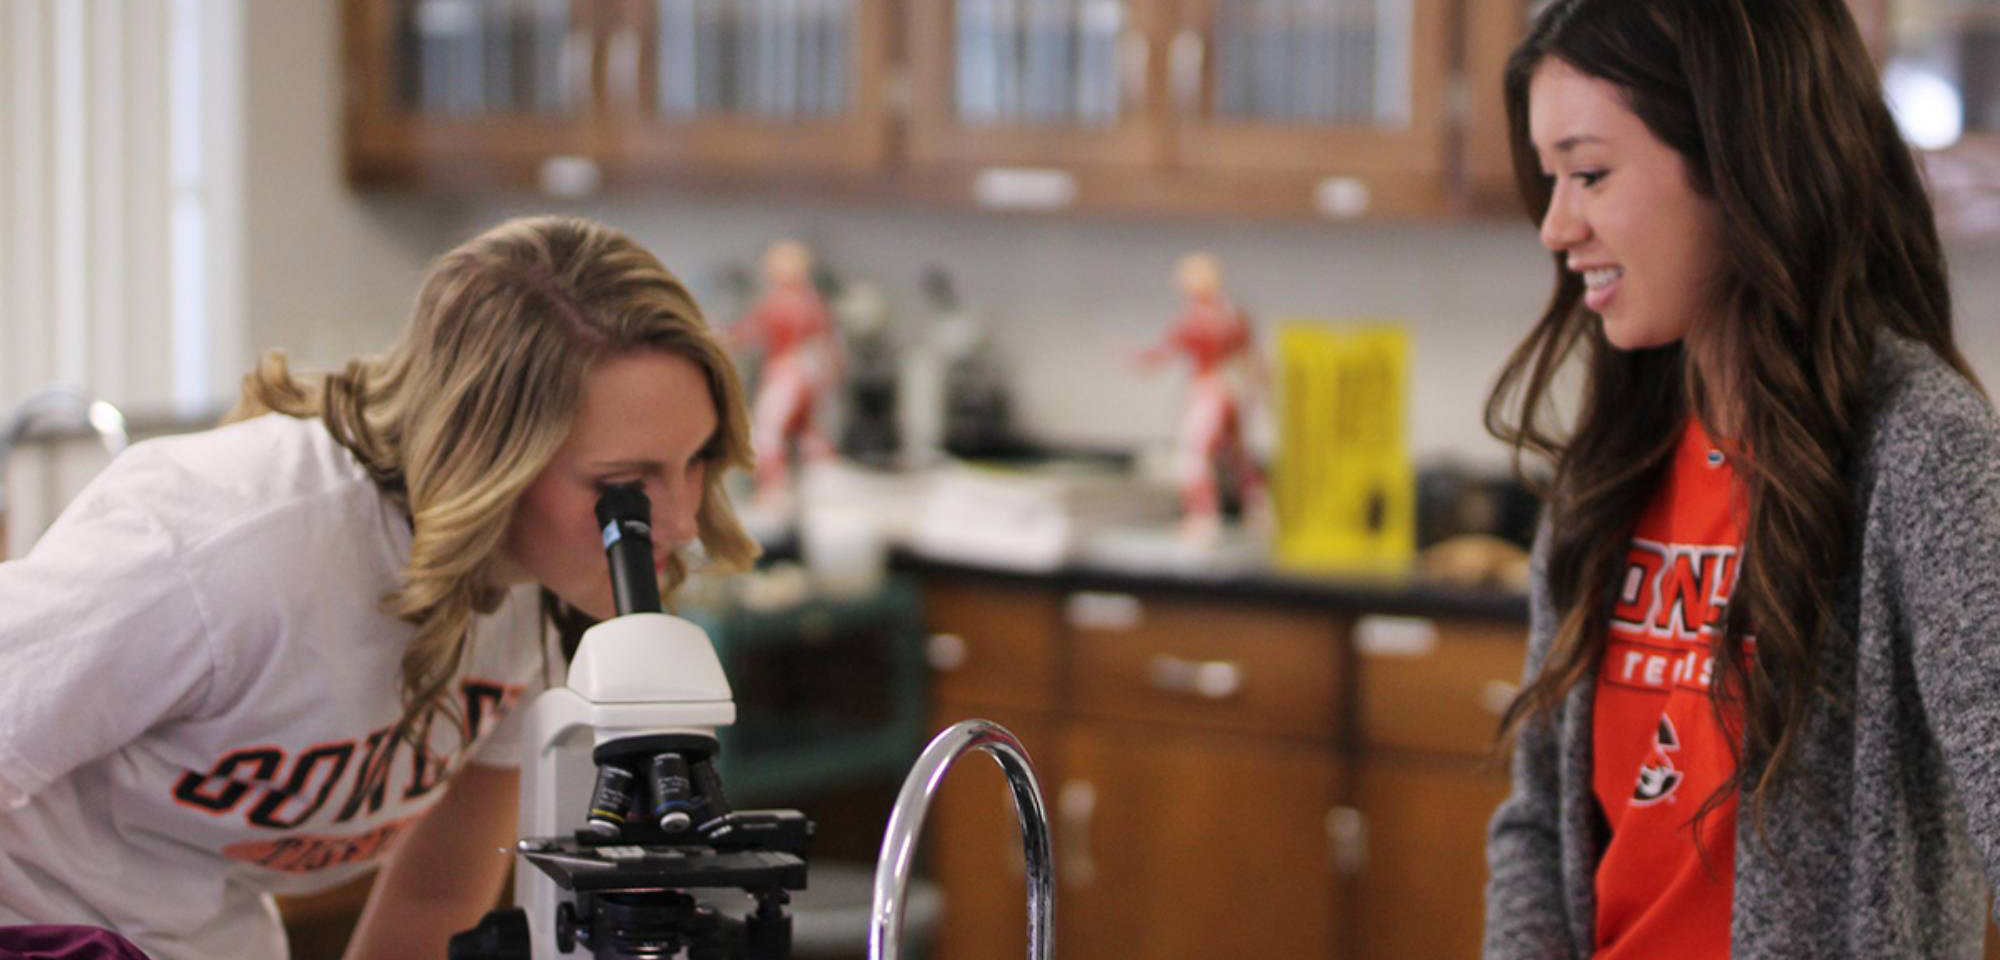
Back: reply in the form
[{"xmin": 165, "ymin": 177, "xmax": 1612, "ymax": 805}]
[
  {"xmin": 773, "ymin": 458, "xmax": 1531, "ymax": 624},
  {"xmin": 891, "ymin": 547, "xmax": 1530, "ymax": 623}
]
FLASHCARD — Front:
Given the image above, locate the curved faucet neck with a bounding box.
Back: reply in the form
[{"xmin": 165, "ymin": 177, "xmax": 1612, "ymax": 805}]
[{"xmin": 871, "ymin": 719, "xmax": 1054, "ymax": 960}]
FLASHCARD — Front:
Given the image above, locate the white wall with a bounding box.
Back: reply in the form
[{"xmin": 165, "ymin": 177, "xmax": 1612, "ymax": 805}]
[
  {"xmin": 458, "ymin": 191, "xmax": 1551, "ymax": 468},
  {"xmin": 240, "ymin": 0, "xmax": 466, "ymax": 375}
]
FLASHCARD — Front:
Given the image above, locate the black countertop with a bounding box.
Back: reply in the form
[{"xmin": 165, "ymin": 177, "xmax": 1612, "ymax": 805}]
[{"xmin": 889, "ymin": 549, "xmax": 1530, "ymax": 623}]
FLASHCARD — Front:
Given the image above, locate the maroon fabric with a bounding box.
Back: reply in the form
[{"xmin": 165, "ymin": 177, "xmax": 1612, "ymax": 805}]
[{"xmin": 0, "ymin": 927, "xmax": 151, "ymax": 960}]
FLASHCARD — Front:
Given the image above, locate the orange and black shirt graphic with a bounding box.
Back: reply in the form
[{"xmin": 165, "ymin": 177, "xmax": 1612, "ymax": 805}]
[
  {"xmin": 1633, "ymin": 715, "xmax": 1684, "ymax": 807},
  {"xmin": 169, "ymin": 678, "xmax": 523, "ymax": 874},
  {"xmin": 1591, "ymin": 418, "xmax": 1744, "ymax": 960}
]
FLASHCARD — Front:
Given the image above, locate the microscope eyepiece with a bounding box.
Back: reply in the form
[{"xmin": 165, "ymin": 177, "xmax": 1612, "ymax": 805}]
[
  {"xmin": 594, "ymin": 481, "xmax": 650, "ymax": 531},
  {"xmin": 595, "ymin": 482, "xmax": 664, "ymax": 616}
]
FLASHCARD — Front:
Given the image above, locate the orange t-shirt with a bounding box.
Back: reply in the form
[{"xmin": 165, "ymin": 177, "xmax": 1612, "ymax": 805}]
[{"xmin": 1592, "ymin": 418, "xmax": 1745, "ymax": 959}]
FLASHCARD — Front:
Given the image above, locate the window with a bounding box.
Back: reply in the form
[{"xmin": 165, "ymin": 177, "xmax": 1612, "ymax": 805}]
[{"xmin": 1, "ymin": 0, "xmax": 243, "ymax": 418}]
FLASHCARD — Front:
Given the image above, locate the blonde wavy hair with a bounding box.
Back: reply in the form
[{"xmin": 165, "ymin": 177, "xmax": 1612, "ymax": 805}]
[{"xmin": 227, "ymin": 215, "xmax": 758, "ymax": 751}]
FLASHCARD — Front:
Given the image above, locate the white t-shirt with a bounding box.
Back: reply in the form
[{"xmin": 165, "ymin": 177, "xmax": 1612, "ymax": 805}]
[{"xmin": 0, "ymin": 413, "xmax": 551, "ymax": 959}]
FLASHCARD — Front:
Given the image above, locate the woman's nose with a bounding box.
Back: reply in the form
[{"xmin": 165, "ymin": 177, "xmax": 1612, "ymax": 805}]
[
  {"xmin": 650, "ymin": 475, "xmax": 700, "ymax": 547},
  {"xmin": 1540, "ymin": 188, "xmax": 1587, "ymax": 251}
]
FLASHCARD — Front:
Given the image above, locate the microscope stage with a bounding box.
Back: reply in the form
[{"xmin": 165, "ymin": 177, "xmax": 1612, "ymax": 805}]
[{"xmin": 518, "ymin": 840, "xmax": 808, "ymax": 894}]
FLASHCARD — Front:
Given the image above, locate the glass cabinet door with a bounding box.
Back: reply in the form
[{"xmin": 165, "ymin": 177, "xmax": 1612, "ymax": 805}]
[
  {"xmin": 906, "ymin": 0, "xmax": 1169, "ymax": 169},
  {"xmin": 346, "ymin": 0, "xmax": 606, "ymax": 186},
  {"xmin": 1191, "ymin": 0, "xmax": 1415, "ymax": 132},
  {"xmin": 604, "ymin": 0, "xmax": 893, "ymax": 175},
  {"xmin": 390, "ymin": 0, "xmax": 589, "ymax": 116},
  {"xmin": 1170, "ymin": 0, "xmax": 1452, "ymax": 216}
]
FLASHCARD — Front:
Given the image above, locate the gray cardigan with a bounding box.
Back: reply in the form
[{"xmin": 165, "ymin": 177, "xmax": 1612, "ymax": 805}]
[{"xmin": 1484, "ymin": 336, "xmax": 2000, "ymax": 959}]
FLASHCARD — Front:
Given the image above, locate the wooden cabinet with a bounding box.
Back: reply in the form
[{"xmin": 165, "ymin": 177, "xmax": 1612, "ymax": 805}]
[
  {"xmin": 904, "ymin": 0, "xmax": 1169, "ymax": 171},
  {"xmin": 344, "ymin": 0, "xmax": 895, "ymax": 190},
  {"xmin": 1349, "ymin": 756, "xmax": 1509, "ymax": 959},
  {"xmin": 919, "ymin": 572, "xmax": 1503, "ymax": 960},
  {"xmin": 344, "ymin": 0, "xmax": 606, "ymax": 187},
  {"xmin": 1058, "ymin": 590, "xmax": 1343, "ymax": 958},
  {"xmin": 341, "ymin": 0, "xmax": 1998, "ymax": 226},
  {"xmin": 1058, "ymin": 723, "xmax": 1343, "ymax": 960},
  {"xmin": 601, "ymin": 0, "xmax": 897, "ymax": 179},
  {"xmin": 922, "ymin": 576, "xmax": 1063, "ymax": 960},
  {"xmin": 924, "ymin": 577, "xmax": 1065, "ymax": 714},
  {"xmin": 1066, "ymin": 589, "xmax": 1341, "ymax": 738},
  {"xmin": 1349, "ymin": 614, "xmax": 1519, "ymax": 959},
  {"xmin": 903, "ymin": 0, "xmax": 1483, "ymax": 217},
  {"xmin": 344, "ymin": 0, "xmax": 1537, "ymax": 218}
]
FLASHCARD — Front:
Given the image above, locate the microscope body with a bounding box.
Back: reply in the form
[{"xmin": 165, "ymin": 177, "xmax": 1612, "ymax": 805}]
[
  {"xmin": 516, "ymin": 613, "xmax": 737, "ymax": 959},
  {"xmin": 452, "ymin": 483, "xmax": 809, "ymax": 960}
]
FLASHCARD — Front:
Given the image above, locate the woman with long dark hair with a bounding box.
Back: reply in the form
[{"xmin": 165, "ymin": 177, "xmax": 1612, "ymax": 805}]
[{"xmin": 1483, "ymin": 1, "xmax": 2000, "ymax": 956}]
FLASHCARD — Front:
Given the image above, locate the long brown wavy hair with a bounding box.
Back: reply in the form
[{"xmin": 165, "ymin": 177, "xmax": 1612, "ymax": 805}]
[
  {"xmin": 1487, "ymin": 0, "xmax": 1977, "ymax": 839},
  {"xmin": 228, "ymin": 215, "xmax": 759, "ymax": 756}
]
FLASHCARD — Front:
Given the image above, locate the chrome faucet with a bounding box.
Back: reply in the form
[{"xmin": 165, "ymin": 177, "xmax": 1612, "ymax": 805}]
[
  {"xmin": 870, "ymin": 719, "xmax": 1054, "ymax": 960},
  {"xmin": 0, "ymin": 385, "xmax": 128, "ymax": 557}
]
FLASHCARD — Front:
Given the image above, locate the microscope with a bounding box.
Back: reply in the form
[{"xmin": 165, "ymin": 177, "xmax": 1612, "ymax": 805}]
[{"xmin": 450, "ymin": 483, "xmax": 812, "ymax": 960}]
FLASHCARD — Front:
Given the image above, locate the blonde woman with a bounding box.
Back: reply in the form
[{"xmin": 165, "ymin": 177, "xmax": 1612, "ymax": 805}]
[{"xmin": 0, "ymin": 216, "xmax": 757, "ymax": 960}]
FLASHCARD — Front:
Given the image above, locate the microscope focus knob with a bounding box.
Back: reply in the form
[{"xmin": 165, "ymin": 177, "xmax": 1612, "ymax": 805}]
[
  {"xmin": 556, "ymin": 901, "xmax": 581, "ymax": 954},
  {"xmin": 445, "ymin": 907, "xmax": 530, "ymax": 960}
]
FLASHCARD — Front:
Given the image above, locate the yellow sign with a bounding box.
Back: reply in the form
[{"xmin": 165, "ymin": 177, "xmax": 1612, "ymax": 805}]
[{"xmin": 1273, "ymin": 322, "xmax": 1413, "ymax": 573}]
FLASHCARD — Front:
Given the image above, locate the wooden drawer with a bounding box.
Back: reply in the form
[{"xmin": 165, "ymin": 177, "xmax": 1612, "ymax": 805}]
[
  {"xmin": 1066, "ymin": 591, "xmax": 1341, "ymax": 740},
  {"xmin": 921, "ymin": 577, "xmax": 1063, "ymax": 713},
  {"xmin": 1356, "ymin": 615, "xmax": 1527, "ymax": 756},
  {"xmin": 1351, "ymin": 755, "xmax": 1512, "ymax": 959}
]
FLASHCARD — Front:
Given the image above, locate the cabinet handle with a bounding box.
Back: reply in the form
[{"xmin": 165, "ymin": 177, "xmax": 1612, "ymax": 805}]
[
  {"xmin": 1354, "ymin": 614, "xmax": 1439, "ymax": 658},
  {"xmin": 1064, "ymin": 591, "xmax": 1142, "ymax": 631},
  {"xmin": 1146, "ymin": 654, "xmax": 1243, "ymax": 700},
  {"xmin": 1169, "ymin": 28, "xmax": 1204, "ymax": 113},
  {"xmin": 1058, "ymin": 780, "xmax": 1098, "ymax": 889},
  {"xmin": 925, "ymin": 632, "xmax": 969, "ymax": 673},
  {"xmin": 1326, "ymin": 806, "xmax": 1368, "ymax": 875}
]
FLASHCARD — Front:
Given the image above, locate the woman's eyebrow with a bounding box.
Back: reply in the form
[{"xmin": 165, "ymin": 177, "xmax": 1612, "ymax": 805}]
[
  {"xmin": 1552, "ymin": 133, "xmax": 1607, "ymax": 154},
  {"xmin": 1534, "ymin": 133, "xmax": 1607, "ymax": 171}
]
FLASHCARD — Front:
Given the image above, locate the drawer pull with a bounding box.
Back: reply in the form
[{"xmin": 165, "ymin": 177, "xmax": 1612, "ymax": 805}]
[
  {"xmin": 1480, "ymin": 679, "xmax": 1521, "ymax": 717},
  {"xmin": 1354, "ymin": 615, "xmax": 1439, "ymax": 658},
  {"xmin": 1326, "ymin": 806, "xmax": 1368, "ymax": 875},
  {"xmin": 1065, "ymin": 591, "xmax": 1142, "ymax": 631},
  {"xmin": 1147, "ymin": 654, "xmax": 1243, "ymax": 700},
  {"xmin": 1059, "ymin": 780, "xmax": 1098, "ymax": 888},
  {"xmin": 926, "ymin": 632, "xmax": 969, "ymax": 672}
]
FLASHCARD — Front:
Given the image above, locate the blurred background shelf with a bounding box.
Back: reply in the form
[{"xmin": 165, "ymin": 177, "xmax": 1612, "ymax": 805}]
[
  {"xmin": 343, "ymin": 0, "xmax": 1534, "ymax": 220},
  {"xmin": 344, "ymin": 0, "xmax": 2000, "ymax": 232}
]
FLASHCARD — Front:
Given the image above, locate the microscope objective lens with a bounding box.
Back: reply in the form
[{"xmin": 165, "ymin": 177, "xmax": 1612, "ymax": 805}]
[
  {"xmin": 650, "ymin": 752, "xmax": 697, "ymax": 832},
  {"xmin": 584, "ymin": 763, "xmax": 638, "ymax": 837}
]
